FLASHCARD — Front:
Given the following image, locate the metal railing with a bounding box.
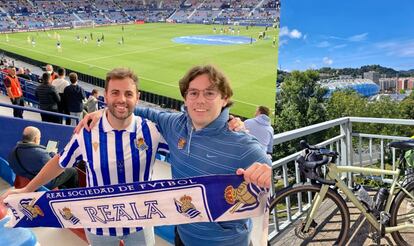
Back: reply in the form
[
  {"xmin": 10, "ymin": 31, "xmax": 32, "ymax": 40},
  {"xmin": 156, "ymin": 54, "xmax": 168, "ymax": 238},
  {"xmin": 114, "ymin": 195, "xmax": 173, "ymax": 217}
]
[
  {"xmin": 0, "ymin": 101, "xmax": 80, "ymax": 123},
  {"xmin": 268, "ymin": 116, "xmax": 414, "ymax": 241}
]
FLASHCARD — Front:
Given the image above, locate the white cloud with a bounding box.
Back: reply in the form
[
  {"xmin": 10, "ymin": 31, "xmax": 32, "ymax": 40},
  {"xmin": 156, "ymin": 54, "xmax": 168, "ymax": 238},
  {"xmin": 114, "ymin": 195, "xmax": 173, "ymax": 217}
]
[
  {"xmin": 279, "ymin": 26, "xmax": 289, "ymax": 36},
  {"xmin": 290, "ymin": 29, "xmax": 302, "ymax": 39},
  {"xmin": 279, "ymin": 39, "xmax": 288, "ymax": 46},
  {"xmin": 332, "ymin": 44, "xmax": 347, "ymax": 49},
  {"xmin": 279, "ymin": 26, "xmax": 303, "ymax": 39},
  {"xmin": 316, "ymin": 41, "xmax": 330, "ymax": 48},
  {"xmin": 348, "ymin": 33, "xmax": 368, "ymax": 42},
  {"xmin": 377, "ymin": 39, "xmax": 414, "ymax": 57},
  {"xmin": 323, "ymin": 57, "xmax": 333, "ymax": 65},
  {"xmin": 327, "ymin": 35, "xmax": 342, "ymax": 40}
]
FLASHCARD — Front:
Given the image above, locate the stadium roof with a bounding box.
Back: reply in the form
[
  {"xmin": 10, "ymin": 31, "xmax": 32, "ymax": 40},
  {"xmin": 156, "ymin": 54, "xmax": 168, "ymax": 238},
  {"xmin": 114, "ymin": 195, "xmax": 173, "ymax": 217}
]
[{"xmin": 319, "ymin": 78, "xmax": 380, "ymax": 97}]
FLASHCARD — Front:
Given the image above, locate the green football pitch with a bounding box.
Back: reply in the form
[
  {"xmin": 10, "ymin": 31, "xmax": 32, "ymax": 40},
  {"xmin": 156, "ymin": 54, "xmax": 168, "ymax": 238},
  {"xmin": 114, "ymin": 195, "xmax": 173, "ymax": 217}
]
[{"xmin": 0, "ymin": 23, "xmax": 278, "ymax": 117}]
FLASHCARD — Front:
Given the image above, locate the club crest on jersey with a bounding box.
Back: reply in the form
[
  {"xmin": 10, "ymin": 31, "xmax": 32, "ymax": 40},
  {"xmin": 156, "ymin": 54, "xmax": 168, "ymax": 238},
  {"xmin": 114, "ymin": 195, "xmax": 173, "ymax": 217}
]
[
  {"xmin": 178, "ymin": 138, "xmax": 186, "ymax": 149},
  {"xmin": 59, "ymin": 207, "xmax": 80, "ymax": 225},
  {"xmin": 18, "ymin": 198, "xmax": 44, "ymax": 220},
  {"xmin": 174, "ymin": 195, "xmax": 201, "ymax": 218},
  {"xmin": 224, "ymin": 181, "xmax": 258, "ymax": 213},
  {"xmin": 93, "ymin": 142, "xmax": 99, "ymax": 152},
  {"xmin": 135, "ymin": 137, "xmax": 148, "ymax": 151}
]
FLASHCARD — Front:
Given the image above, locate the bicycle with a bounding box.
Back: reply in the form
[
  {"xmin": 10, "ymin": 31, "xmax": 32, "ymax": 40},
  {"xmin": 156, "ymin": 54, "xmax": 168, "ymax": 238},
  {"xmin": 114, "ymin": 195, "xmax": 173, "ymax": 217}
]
[{"xmin": 268, "ymin": 140, "xmax": 414, "ymax": 245}]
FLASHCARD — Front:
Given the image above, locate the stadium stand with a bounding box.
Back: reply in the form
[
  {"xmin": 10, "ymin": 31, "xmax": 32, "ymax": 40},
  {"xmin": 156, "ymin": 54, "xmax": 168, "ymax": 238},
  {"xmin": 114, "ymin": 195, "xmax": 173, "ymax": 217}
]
[{"xmin": 0, "ymin": 0, "xmax": 278, "ymax": 31}]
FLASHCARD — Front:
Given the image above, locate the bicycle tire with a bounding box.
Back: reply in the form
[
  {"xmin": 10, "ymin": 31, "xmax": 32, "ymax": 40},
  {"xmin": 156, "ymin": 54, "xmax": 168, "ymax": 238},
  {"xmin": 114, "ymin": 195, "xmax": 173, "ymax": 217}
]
[
  {"xmin": 268, "ymin": 183, "xmax": 350, "ymax": 246},
  {"xmin": 390, "ymin": 182, "xmax": 414, "ymax": 245}
]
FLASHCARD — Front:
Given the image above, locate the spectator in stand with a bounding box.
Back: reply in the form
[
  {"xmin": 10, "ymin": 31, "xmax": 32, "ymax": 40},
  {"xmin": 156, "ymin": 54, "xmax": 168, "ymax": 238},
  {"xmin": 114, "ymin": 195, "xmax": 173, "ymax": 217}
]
[
  {"xmin": 244, "ymin": 106, "xmax": 274, "ymax": 156},
  {"xmin": 63, "ymin": 72, "xmax": 86, "ymax": 126},
  {"xmin": 85, "ymin": 88, "xmax": 99, "ymax": 113},
  {"xmin": 35, "ymin": 72, "xmax": 61, "ymax": 123},
  {"xmin": 51, "ymin": 67, "xmax": 70, "ymax": 124},
  {"xmin": 16, "ymin": 67, "xmax": 30, "ymax": 80},
  {"xmin": 25, "ymin": 68, "xmax": 38, "ymax": 82},
  {"xmin": 45, "ymin": 64, "xmax": 58, "ymax": 80},
  {"xmin": 3, "ymin": 66, "xmax": 24, "ymax": 118},
  {"xmin": 8, "ymin": 126, "xmax": 78, "ymax": 189}
]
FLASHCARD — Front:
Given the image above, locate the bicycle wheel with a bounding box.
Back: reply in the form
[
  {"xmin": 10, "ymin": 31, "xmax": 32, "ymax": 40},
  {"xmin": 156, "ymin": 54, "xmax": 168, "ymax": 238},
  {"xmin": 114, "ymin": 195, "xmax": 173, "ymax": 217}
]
[
  {"xmin": 390, "ymin": 182, "xmax": 414, "ymax": 245},
  {"xmin": 268, "ymin": 183, "xmax": 350, "ymax": 246}
]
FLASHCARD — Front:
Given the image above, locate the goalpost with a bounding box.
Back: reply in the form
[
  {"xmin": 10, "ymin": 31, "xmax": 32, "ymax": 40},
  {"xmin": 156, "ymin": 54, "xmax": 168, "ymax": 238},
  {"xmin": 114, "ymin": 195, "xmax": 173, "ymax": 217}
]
[{"xmin": 72, "ymin": 20, "xmax": 96, "ymax": 29}]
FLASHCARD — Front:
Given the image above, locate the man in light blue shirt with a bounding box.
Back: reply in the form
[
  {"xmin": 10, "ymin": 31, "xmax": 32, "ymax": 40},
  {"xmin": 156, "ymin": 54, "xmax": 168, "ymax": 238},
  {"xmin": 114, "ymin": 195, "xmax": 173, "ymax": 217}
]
[
  {"xmin": 244, "ymin": 106, "xmax": 274, "ymax": 155},
  {"xmin": 132, "ymin": 65, "xmax": 271, "ymax": 246}
]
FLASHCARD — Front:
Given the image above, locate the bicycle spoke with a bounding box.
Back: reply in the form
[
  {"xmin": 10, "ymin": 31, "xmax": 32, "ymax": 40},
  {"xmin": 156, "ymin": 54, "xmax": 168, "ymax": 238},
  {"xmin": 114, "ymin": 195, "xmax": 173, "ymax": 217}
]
[{"xmin": 270, "ymin": 185, "xmax": 349, "ymax": 245}]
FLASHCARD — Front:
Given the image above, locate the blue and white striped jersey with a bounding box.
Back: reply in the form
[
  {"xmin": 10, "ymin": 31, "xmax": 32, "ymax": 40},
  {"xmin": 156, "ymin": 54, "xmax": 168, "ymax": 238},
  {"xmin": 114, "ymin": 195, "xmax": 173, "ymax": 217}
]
[{"xmin": 59, "ymin": 110, "xmax": 168, "ymax": 236}]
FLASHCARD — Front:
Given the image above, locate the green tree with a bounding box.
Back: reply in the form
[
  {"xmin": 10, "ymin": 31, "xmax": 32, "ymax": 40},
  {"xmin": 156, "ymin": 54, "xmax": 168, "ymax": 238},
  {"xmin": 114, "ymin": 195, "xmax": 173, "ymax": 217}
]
[
  {"xmin": 275, "ymin": 70, "xmax": 327, "ymax": 158},
  {"xmin": 275, "ymin": 70, "xmax": 326, "ymax": 132},
  {"xmin": 400, "ymin": 92, "xmax": 414, "ymax": 120},
  {"xmin": 398, "ymin": 92, "xmax": 414, "ymax": 136},
  {"xmin": 326, "ymin": 90, "xmax": 367, "ymax": 119},
  {"xmin": 366, "ymin": 96, "xmax": 407, "ymax": 136}
]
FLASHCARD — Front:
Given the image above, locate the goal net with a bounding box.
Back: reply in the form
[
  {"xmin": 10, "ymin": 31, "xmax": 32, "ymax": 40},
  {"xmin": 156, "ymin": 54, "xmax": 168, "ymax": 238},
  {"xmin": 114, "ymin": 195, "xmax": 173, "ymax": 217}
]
[{"xmin": 72, "ymin": 20, "xmax": 95, "ymax": 29}]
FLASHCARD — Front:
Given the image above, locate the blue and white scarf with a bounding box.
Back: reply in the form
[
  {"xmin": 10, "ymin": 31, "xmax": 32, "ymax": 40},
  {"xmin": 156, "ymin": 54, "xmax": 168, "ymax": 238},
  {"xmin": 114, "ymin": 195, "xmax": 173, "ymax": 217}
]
[{"xmin": 4, "ymin": 175, "xmax": 269, "ymax": 229}]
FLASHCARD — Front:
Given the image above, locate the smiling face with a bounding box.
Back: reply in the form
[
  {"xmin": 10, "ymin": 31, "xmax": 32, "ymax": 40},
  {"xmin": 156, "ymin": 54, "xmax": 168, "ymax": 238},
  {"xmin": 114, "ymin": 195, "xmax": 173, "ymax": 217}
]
[
  {"xmin": 184, "ymin": 74, "xmax": 228, "ymax": 130},
  {"xmin": 105, "ymin": 77, "xmax": 139, "ymax": 123}
]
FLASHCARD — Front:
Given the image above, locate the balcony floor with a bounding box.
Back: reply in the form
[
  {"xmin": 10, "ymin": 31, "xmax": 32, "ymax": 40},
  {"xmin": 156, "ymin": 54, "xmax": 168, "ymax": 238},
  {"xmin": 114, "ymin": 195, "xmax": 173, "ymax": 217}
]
[{"xmin": 270, "ymin": 189, "xmax": 397, "ymax": 245}]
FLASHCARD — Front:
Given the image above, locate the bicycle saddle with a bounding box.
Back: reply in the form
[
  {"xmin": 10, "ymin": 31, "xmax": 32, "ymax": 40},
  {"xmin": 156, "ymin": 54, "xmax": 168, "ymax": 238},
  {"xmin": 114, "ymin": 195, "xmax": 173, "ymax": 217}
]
[{"xmin": 389, "ymin": 140, "xmax": 414, "ymax": 150}]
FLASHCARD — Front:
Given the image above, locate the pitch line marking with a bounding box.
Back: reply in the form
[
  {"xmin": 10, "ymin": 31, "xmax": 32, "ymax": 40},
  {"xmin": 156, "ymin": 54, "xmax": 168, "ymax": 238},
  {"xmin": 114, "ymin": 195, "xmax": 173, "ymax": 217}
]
[
  {"xmin": 0, "ymin": 42, "xmax": 260, "ymax": 107},
  {"xmin": 79, "ymin": 44, "xmax": 183, "ymax": 62}
]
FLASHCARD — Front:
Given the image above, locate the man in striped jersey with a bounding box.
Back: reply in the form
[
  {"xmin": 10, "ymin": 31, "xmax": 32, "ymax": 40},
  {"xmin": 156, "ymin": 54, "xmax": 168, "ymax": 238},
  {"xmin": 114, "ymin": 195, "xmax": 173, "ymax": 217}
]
[{"xmin": 1, "ymin": 68, "xmax": 168, "ymax": 246}]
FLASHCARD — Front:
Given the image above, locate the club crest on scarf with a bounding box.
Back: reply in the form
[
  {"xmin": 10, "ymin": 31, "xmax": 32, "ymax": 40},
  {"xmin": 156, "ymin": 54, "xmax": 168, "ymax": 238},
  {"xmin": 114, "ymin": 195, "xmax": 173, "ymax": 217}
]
[
  {"xmin": 59, "ymin": 207, "xmax": 80, "ymax": 225},
  {"xmin": 135, "ymin": 137, "xmax": 148, "ymax": 151},
  {"xmin": 177, "ymin": 138, "xmax": 186, "ymax": 150},
  {"xmin": 224, "ymin": 181, "xmax": 264, "ymax": 213},
  {"xmin": 19, "ymin": 198, "xmax": 44, "ymax": 220},
  {"xmin": 174, "ymin": 195, "xmax": 201, "ymax": 218}
]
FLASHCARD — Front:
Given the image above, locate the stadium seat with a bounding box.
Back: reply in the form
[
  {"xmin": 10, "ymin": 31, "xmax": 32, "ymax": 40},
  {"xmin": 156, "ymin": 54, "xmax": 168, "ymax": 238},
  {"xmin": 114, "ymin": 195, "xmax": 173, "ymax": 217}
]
[
  {"xmin": 0, "ymin": 157, "xmax": 15, "ymax": 186},
  {"xmin": 14, "ymin": 175, "xmax": 50, "ymax": 192},
  {"xmin": 155, "ymin": 225, "xmax": 175, "ymax": 244},
  {"xmin": 69, "ymin": 228, "xmax": 88, "ymax": 243},
  {"xmin": 13, "ymin": 175, "xmax": 31, "ymax": 189}
]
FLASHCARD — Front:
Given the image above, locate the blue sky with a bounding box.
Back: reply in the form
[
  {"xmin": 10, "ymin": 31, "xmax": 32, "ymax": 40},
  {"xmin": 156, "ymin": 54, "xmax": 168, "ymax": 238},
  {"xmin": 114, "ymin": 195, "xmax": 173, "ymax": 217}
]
[{"xmin": 278, "ymin": 0, "xmax": 414, "ymax": 71}]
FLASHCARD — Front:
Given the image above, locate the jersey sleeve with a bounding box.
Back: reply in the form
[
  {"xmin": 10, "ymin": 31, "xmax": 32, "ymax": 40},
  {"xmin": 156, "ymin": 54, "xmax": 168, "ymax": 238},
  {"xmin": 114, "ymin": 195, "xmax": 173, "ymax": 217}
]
[{"xmin": 58, "ymin": 133, "xmax": 83, "ymax": 168}]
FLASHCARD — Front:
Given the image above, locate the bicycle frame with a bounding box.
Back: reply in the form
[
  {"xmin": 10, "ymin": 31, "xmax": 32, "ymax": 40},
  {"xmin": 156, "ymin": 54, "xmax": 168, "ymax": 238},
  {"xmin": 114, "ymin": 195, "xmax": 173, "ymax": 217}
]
[{"xmin": 303, "ymin": 162, "xmax": 414, "ymax": 234}]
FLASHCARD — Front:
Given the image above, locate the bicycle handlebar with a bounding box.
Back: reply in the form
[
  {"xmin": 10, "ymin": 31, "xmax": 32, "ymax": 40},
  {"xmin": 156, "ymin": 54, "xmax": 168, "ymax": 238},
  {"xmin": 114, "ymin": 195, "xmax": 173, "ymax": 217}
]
[
  {"xmin": 296, "ymin": 140, "xmax": 338, "ymax": 185},
  {"xmin": 296, "ymin": 155, "xmax": 330, "ymax": 169}
]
